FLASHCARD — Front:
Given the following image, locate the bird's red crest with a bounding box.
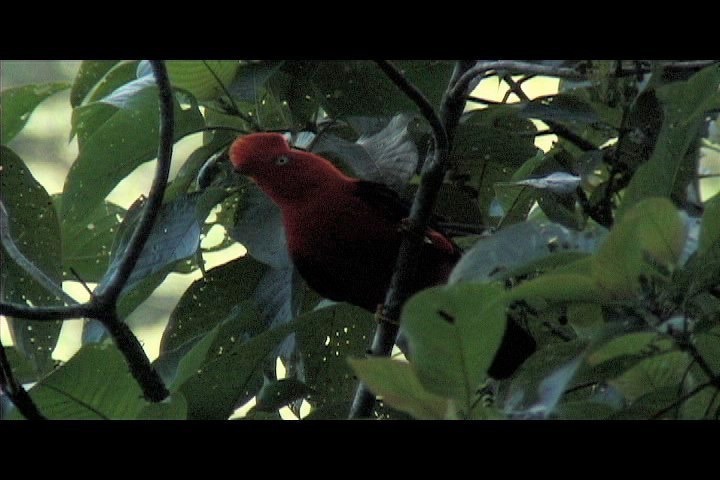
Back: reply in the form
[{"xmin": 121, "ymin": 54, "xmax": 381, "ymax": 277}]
[{"xmin": 229, "ymin": 133, "xmax": 290, "ymax": 172}]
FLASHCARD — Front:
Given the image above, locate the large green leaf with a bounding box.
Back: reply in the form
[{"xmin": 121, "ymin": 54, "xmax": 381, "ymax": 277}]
[
  {"xmin": 348, "ymin": 358, "xmax": 453, "ymax": 420},
  {"xmin": 176, "ymin": 318, "xmax": 295, "ymax": 420},
  {"xmin": 52, "ymin": 195, "xmax": 126, "ymax": 282},
  {"xmin": 61, "ymin": 85, "xmax": 205, "ymax": 229},
  {"xmin": 294, "ymin": 303, "xmax": 375, "ymax": 409},
  {"xmin": 621, "ymin": 64, "xmax": 720, "ymax": 213},
  {"xmin": 70, "ymin": 60, "xmax": 121, "ymax": 107},
  {"xmin": 0, "ymin": 147, "xmax": 64, "ymax": 375},
  {"xmin": 0, "ymin": 82, "xmax": 70, "ymax": 143},
  {"xmin": 400, "ymin": 283, "xmax": 507, "ymax": 412},
  {"xmin": 592, "ymin": 197, "xmax": 686, "ymax": 299},
  {"xmin": 278, "ymin": 61, "xmax": 455, "ymax": 118},
  {"xmin": 609, "ymin": 351, "xmax": 692, "ymax": 404},
  {"xmin": 8, "ymin": 344, "xmax": 149, "ymax": 420},
  {"xmin": 161, "ymin": 256, "xmax": 268, "ymax": 354},
  {"xmin": 165, "ymin": 60, "xmax": 239, "ymax": 101}
]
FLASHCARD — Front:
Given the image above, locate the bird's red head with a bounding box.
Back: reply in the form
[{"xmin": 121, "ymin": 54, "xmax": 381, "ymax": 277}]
[{"xmin": 228, "ymin": 132, "xmax": 353, "ymax": 207}]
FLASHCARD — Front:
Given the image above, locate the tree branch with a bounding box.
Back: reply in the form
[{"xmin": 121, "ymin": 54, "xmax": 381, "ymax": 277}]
[
  {"xmin": 93, "ymin": 60, "xmax": 175, "ymax": 306},
  {"xmin": 0, "ymin": 60, "xmax": 174, "ymax": 404},
  {"xmin": 0, "ymin": 338, "xmax": 45, "ymax": 420},
  {"xmin": 349, "ymin": 60, "xmax": 468, "ymax": 419}
]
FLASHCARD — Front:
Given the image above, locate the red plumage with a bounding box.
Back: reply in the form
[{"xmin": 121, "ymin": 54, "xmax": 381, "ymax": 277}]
[{"xmin": 228, "ymin": 133, "xmax": 460, "ymax": 311}]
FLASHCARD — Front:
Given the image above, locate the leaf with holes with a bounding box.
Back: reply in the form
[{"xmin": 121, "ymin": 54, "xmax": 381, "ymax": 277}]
[
  {"xmin": 0, "ymin": 146, "xmax": 64, "ymax": 375},
  {"xmin": 52, "ymin": 195, "xmax": 126, "ymax": 282},
  {"xmin": 70, "ymin": 60, "xmax": 122, "ymax": 107},
  {"xmin": 62, "ymin": 85, "xmax": 204, "ymax": 228},
  {"xmin": 294, "ymin": 303, "xmax": 375, "ymax": 410},
  {"xmin": 161, "ymin": 256, "xmax": 268, "ymax": 354}
]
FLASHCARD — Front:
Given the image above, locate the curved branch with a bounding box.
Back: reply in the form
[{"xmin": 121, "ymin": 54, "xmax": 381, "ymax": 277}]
[
  {"xmin": 94, "ymin": 60, "xmax": 175, "ymax": 305},
  {"xmin": 450, "ymin": 61, "xmax": 586, "ymax": 101}
]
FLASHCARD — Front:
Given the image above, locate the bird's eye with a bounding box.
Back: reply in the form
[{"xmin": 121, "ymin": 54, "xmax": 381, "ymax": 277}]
[{"xmin": 275, "ymin": 155, "xmax": 290, "ymax": 166}]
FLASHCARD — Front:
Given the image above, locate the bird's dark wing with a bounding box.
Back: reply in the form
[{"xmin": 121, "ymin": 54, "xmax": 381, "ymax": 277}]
[
  {"xmin": 353, "ymin": 180, "xmax": 410, "ymax": 224},
  {"xmin": 353, "ymin": 179, "xmax": 462, "ymax": 260}
]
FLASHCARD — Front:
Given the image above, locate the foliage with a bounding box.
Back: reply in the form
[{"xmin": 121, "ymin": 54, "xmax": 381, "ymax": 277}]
[{"xmin": 1, "ymin": 60, "xmax": 719, "ymax": 420}]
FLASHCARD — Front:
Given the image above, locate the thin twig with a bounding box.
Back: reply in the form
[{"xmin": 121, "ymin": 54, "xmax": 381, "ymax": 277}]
[
  {"xmin": 201, "ymin": 60, "xmax": 261, "ymax": 132},
  {"xmin": 349, "ymin": 60, "xmax": 466, "ymax": 419},
  {"xmin": 0, "ymin": 338, "xmax": 45, "ymax": 420}
]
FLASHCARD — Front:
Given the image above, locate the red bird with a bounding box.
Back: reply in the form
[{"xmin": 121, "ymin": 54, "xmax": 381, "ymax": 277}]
[
  {"xmin": 228, "ymin": 132, "xmax": 461, "ymax": 312},
  {"xmin": 227, "ymin": 133, "xmax": 536, "ymax": 378}
]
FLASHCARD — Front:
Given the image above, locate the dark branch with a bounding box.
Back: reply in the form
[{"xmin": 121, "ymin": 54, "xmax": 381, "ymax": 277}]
[
  {"xmin": 94, "ymin": 60, "xmax": 175, "ymax": 306},
  {"xmin": 0, "ymin": 339, "xmax": 45, "ymax": 420},
  {"xmin": 100, "ymin": 318, "xmax": 168, "ymax": 402},
  {"xmin": 0, "ymin": 302, "xmax": 91, "ymax": 321},
  {"xmin": 349, "ymin": 60, "xmax": 468, "ymax": 419},
  {"xmin": 202, "ymin": 60, "xmax": 261, "ymax": 132}
]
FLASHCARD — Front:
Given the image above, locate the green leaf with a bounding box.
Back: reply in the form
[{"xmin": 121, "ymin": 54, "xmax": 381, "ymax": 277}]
[
  {"xmin": 400, "ymin": 283, "xmax": 507, "ymax": 411},
  {"xmin": 294, "ymin": 303, "xmax": 375, "ymax": 409},
  {"xmin": 518, "ymin": 94, "xmax": 601, "ymax": 125},
  {"xmin": 0, "ymin": 146, "xmax": 64, "ymax": 375},
  {"xmin": 168, "ymin": 324, "xmax": 221, "ymax": 391},
  {"xmin": 0, "ymin": 82, "xmax": 70, "ymax": 143},
  {"xmin": 136, "ymin": 393, "xmax": 188, "ymax": 420},
  {"xmin": 348, "ymin": 358, "xmax": 452, "ymax": 420},
  {"xmin": 278, "ymin": 61, "xmax": 455, "ymax": 118},
  {"xmin": 694, "ymin": 329, "xmax": 720, "ymax": 377},
  {"xmin": 610, "ymin": 385, "xmax": 683, "ymax": 420},
  {"xmin": 177, "ymin": 319, "xmax": 295, "ymax": 420},
  {"xmin": 493, "ymin": 151, "xmax": 546, "ymax": 225},
  {"xmin": 52, "ymin": 195, "xmax": 126, "ymax": 282},
  {"xmin": 502, "ymin": 340, "xmax": 587, "ymax": 416},
  {"xmin": 100, "ymin": 192, "xmax": 208, "ymax": 294},
  {"xmin": 592, "ymin": 197, "xmax": 686, "ymax": 299},
  {"xmin": 9, "ymin": 344, "xmax": 149, "ymax": 420},
  {"xmin": 609, "ymin": 351, "xmax": 691, "ymax": 403},
  {"xmin": 165, "ymin": 60, "xmax": 239, "ymax": 101},
  {"xmin": 255, "ymin": 377, "xmax": 312, "ymax": 412},
  {"xmin": 451, "ymin": 108, "xmax": 540, "ymax": 224},
  {"xmin": 227, "ymin": 60, "xmax": 284, "ymax": 103},
  {"xmin": 621, "ymin": 64, "xmax": 720, "ymax": 212},
  {"xmin": 698, "ymin": 193, "xmax": 720, "ymax": 256},
  {"xmin": 230, "ymin": 182, "xmax": 288, "ymax": 268},
  {"xmin": 587, "ymin": 332, "xmax": 669, "ymax": 365},
  {"xmin": 61, "ymin": 86, "xmax": 205, "ymax": 229},
  {"xmin": 449, "ymin": 219, "xmax": 606, "ymax": 284},
  {"xmin": 70, "ymin": 60, "xmax": 121, "ymax": 107},
  {"xmin": 160, "ymin": 256, "xmax": 268, "ymax": 354}
]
